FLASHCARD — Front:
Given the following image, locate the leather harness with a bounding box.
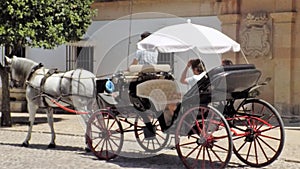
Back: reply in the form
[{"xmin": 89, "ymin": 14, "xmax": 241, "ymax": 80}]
[{"xmin": 26, "ymin": 64, "xmax": 94, "ymax": 108}]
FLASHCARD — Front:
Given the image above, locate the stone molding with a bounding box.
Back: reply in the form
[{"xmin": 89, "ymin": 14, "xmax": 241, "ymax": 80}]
[
  {"xmin": 240, "ymin": 12, "xmax": 271, "ymax": 58},
  {"xmin": 270, "ymin": 12, "xmax": 296, "ymax": 23}
]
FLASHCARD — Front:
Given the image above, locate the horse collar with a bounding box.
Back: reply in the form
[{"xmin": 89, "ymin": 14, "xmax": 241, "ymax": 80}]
[{"xmin": 27, "ymin": 63, "xmax": 44, "ymax": 81}]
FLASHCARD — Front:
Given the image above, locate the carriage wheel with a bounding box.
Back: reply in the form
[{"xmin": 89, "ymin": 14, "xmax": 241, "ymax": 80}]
[
  {"xmin": 134, "ymin": 112, "xmax": 170, "ymax": 153},
  {"xmin": 86, "ymin": 110, "xmax": 124, "ymax": 160},
  {"xmin": 232, "ymin": 99, "xmax": 285, "ymax": 167},
  {"xmin": 175, "ymin": 105, "xmax": 232, "ymax": 169}
]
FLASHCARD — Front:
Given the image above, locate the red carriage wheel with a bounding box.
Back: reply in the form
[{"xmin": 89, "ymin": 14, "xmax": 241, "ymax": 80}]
[
  {"xmin": 175, "ymin": 105, "xmax": 232, "ymax": 169},
  {"xmin": 86, "ymin": 110, "xmax": 124, "ymax": 160},
  {"xmin": 233, "ymin": 99, "xmax": 285, "ymax": 167},
  {"xmin": 134, "ymin": 112, "xmax": 170, "ymax": 153}
]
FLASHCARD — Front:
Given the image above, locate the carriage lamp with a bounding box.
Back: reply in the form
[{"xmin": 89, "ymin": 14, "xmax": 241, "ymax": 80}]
[{"xmin": 105, "ymin": 79, "xmax": 115, "ymax": 93}]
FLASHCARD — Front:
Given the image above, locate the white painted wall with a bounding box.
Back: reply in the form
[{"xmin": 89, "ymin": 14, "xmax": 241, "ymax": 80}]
[{"xmin": 26, "ymin": 46, "xmax": 66, "ymax": 71}]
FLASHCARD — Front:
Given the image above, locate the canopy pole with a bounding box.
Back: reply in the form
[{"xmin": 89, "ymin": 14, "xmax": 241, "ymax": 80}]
[
  {"xmin": 240, "ymin": 49, "xmax": 249, "ymax": 64},
  {"xmin": 127, "ymin": 0, "xmax": 133, "ymax": 66}
]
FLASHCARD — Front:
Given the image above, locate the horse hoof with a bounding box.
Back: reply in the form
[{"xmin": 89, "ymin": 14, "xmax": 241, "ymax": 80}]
[
  {"xmin": 48, "ymin": 143, "xmax": 56, "ymax": 149},
  {"xmin": 22, "ymin": 141, "xmax": 29, "ymax": 147},
  {"xmin": 85, "ymin": 146, "xmax": 91, "ymax": 152}
]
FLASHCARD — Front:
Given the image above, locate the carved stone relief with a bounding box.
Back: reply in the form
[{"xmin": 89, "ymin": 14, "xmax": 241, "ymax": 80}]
[{"xmin": 240, "ymin": 12, "xmax": 272, "ymax": 59}]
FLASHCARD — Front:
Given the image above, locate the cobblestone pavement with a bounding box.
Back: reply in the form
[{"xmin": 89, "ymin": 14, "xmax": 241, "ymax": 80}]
[{"xmin": 0, "ymin": 113, "xmax": 300, "ymax": 169}]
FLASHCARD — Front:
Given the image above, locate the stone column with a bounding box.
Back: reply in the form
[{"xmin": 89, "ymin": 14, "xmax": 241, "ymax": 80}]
[
  {"xmin": 218, "ymin": 14, "xmax": 241, "ymax": 63},
  {"xmin": 270, "ymin": 12, "xmax": 296, "ymax": 112}
]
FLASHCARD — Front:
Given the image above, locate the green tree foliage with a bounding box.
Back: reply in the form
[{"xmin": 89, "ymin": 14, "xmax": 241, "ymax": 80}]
[{"xmin": 0, "ymin": 0, "xmax": 94, "ymax": 48}]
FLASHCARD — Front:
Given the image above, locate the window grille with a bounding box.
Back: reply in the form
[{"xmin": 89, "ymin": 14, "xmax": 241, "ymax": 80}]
[
  {"xmin": 66, "ymin": 46, "xmax": 94, "ymax": 72},
  {"xmin": 157, "ymin": 52, "xmax": 174, "ymax": 73}
]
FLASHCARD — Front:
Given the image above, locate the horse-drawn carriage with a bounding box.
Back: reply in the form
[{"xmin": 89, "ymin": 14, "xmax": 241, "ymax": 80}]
[
  {"xmin": 87, "ymin": 62, "xmax": 284, "ymax": 169},
  {"xmin": 6, "ymin": 22, "xmax": 285, "ymax": 169}
]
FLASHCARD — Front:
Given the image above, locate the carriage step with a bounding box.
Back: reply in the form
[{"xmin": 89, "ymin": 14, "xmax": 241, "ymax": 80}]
[{"xmin": 143, "ymin": 124, "xmax": 156, "ymax": 139}]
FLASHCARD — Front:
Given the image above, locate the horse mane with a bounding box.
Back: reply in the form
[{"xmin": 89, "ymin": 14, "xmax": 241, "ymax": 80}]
[{"xmin": 12, "ymin": 57, "xmax": 37, "ymax": 85}]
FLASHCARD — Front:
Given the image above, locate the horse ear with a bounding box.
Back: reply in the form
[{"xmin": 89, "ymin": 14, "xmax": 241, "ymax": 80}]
[{"xmin": 5, "ymin": 56, "xmax": 12, "ymax": 65}]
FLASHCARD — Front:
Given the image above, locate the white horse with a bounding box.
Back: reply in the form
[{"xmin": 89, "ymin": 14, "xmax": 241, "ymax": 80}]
[{"xmin": 5, "ymin": 56, "xmax": 96, "ymax": 148}]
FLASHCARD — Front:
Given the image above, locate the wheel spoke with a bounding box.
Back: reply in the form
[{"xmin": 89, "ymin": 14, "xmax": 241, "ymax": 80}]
[
  {"xmin": 254, "ymin": 137, "xmax": 258, "ymax": 164},
  {"xmin": 185, "ymin": 144, "xmax": 200, "ymax": 159},
  {"xmin": 207, "ymin": 147, "xmax": 217, "ymax": 169},
  {"xmin": 108, "ymin": 120, "xmax": 116, "ymax": 131},
  {"xmin": 94, "ymin": 138, "xmax": 104, "ymax": 150},
  {"xmin": 259, "ymin": 125, "xmax": 280, "ymax": 133},
  {"xmin": 202, "ymin": 146, "xmax": 206, "ymax": 169},
  {"xmin": 179, "ymin": 141, "xmax": 197, "ymax": 147},
  {"xmin": 257, "ymin": 114, "xmax": 275, "ymax": 131},
  {"xmin": 213, "ymin": 143, "xmax": 229, "ymax": 152},
  {"xmin": 236, "ymin": 141, "xmax": 247, "ymax": 153},
  {"xmin": 257, "ymin": 136, "xmax": 277, "ymax": 153},
  {"xmin": 156, "ymin": 133, "xmax": 165, "ymax": 140},
  {"xmin": 108, "ymin": 138, "xmax": 115, "ymax": 155},
  {"xmin": 246, "ymin": 141, "xmax": 253, "ymax": 161},
  {"xmin": 256, "ymin": 136, "xmax": 269, "ymax": 161},
  {"xmin": 191, "ymin": 145, "xmax": 202, "ymax": 169},
  {"xmin": 92, "ymin": 121, "xmax": 102, "ymax": 131},
  {"xmin": 110, "ymin": 137, "xmax": 120, "ymax": 147},
  {"xmin": 233, "ymin": 135, "xmax": 246, "ymax": 141},
  {"xmin": 210, "ymin": 146, "xmax": 224, "ymax": 163},
  {"xmin": 259, "ymin": 134, "xmax": 281, "ymax": 141},
  {"xmin": 155, "ymin": 137, "xmax": 162, "ymax": 146}
]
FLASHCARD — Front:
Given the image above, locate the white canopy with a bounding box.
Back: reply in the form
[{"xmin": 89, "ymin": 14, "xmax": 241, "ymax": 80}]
[{"xmin": 137, "ymin": 21, "xmax": 240, "ymax": 54}]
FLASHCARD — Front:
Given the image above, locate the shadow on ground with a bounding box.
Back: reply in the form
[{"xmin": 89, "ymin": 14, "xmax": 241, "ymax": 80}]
[
  {"xmin": 11, "ymin": 116, "xmax": 64, "ymax": 126},
  {"xmin": 80, "ymin": 151, "xmax": 247, "ymax": 169},
  {"xmin": 0, "ymin": 142, "xmax": 84, "ymax": 152},
  {"xmin": 0, "ymin": 142, "xmax": 246, "ymax": 168}
]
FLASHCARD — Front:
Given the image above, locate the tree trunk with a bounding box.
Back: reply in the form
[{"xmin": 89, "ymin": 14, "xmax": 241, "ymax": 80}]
[{"xmin": 0, "ymin": 64, "xmax": 12, "ymax": 127}]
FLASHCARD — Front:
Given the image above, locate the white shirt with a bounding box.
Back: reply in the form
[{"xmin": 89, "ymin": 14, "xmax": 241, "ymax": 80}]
[
  {"xmin": 185, "ymin": 71, "xmax": 207, "ymax": 87},
  {"xmin": 135, "ymin": 49, "xmax": 158, "ymax": 65}
]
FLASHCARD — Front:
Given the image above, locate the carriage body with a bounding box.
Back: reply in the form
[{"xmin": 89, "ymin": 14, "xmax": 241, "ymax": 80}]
[{"xmin": 86, "ymin": 63, "xmax": 285, "ymax": 169}]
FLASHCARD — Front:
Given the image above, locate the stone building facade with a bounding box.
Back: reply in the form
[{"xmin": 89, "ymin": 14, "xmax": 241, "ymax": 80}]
[{"xmin": 91, "ymin": 0, "xmax": 300, "ymax": 117}]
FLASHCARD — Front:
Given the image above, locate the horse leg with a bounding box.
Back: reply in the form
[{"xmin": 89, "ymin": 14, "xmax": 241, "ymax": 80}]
[
  {"xmin": 46, "ymin": 107, "xmax": 56, "ymax": 148},
  {"xmin": 84, "ymin": 101, "xmax": 95, "ymax": 152},
  {"xmin": 22, "ymin": 102, "xmax": 38, "ymax": 147}
]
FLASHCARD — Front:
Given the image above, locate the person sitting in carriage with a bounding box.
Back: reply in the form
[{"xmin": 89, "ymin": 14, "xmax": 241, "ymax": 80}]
[
  {"xmin": 131, "ymin": 31, "xmax": 159, "ymax": 65},
  {"xmin": 180, "ymin": 58, "xmax": 207, "ymax": 87},
  {"xmin": 222, "ymin": 59, "xmax": 233, "ymax": 66}
]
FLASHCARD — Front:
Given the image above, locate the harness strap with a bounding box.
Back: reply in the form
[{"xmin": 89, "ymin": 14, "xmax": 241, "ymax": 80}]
[
  {"xmin": 69, "ymin": 70, "xmax": 75, "ymax": 96},
  {"xmin": 77, "ymin": 69, "xmax": 83, "ymax": 94},
  {"xmin": 40, "ymin": 68, "xmax": 58, "ymax": 107},
  {"xmin": 26, "ymin": 63, "xmax": 44, "ymax": 81},
  {"xmin": 59, "ymin": 72, "xmax": 66, "ymax": 96}
]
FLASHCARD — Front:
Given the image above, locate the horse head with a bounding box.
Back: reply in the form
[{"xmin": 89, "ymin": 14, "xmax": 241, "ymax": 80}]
[{"xmin": 5, "ymin": 56, "xmax": 37, "ymax": 87}]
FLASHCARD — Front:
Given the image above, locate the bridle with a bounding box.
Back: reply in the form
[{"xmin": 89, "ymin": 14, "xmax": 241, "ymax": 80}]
[
  {"xmin": 6, "ymin": 66, "xmax": 19, "ymax": 88},
  {"xmin": 7, "ymin": 63, "xmax": 44, "ymax": 88}
]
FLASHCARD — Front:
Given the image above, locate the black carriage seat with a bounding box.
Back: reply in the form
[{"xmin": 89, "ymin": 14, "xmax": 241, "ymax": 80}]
[{"xmin": 183, "ymin": 64, "xmax": 261, "ymax": 102}]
